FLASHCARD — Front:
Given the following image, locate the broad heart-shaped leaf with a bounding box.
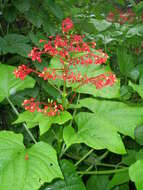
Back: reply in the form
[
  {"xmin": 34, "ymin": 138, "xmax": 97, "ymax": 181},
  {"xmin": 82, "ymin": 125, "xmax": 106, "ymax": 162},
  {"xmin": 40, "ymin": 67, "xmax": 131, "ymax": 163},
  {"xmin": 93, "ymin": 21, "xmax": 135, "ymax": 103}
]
[
  {"xmin": 63, "ymin": 112, "xmax": 126, "ymax": 154},
  {"xmin": 129, "ymin": 160, "xmax": 143, "ymax": 190},
  {"xmin": 44, "ymin": 160, "xmax": 86, "ymax": 190},
  {"xmin": 0, "ymin": 64, "xmax": 35, "ymax": 102},
  {"xmin": 49, "ymin": 57, "xmax": 120, "ymax": 99},
  {"xmin": 14, "ymin": 111, "xmax": 72, "ymax": 135},
  {"xmin": 79, "ymin": 98, "xmax": 143, "ymax": 138},
  {"xmin": 0, "ymin": 131, "xmax": 63, "ymax": 190},
  {"xmin": 64, "ymin": 98, "xmax": 143, "ymax": 154}
]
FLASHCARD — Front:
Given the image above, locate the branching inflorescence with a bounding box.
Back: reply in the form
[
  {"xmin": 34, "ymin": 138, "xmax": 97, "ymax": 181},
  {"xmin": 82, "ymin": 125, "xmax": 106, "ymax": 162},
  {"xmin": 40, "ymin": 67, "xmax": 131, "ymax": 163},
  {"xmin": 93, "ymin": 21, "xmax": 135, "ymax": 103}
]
[{"xmin": 14, "ymin": 18, "xmax": 116, "ymax": 116}]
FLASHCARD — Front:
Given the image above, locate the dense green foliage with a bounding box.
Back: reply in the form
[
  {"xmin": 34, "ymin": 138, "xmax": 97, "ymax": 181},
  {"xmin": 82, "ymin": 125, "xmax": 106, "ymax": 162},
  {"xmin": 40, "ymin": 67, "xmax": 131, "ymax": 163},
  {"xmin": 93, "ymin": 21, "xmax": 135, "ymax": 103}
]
[{"xmin": 1, "ymin": 0, "xmax": 143, "ymax": 189}]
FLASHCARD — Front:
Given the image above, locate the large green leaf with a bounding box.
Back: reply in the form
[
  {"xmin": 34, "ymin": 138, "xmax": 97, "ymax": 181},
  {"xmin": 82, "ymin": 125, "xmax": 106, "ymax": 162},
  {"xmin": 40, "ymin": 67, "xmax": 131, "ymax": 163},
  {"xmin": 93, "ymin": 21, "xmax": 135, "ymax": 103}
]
[
  {"xmin": 43, "ymin": 0, "xmax": 63, "ymax": 19},
  {"xmin": 44, "ymin": 160, "xmax": 86, "ymax": 190},
  {"xmin": 129, "ymin": 160, "xmax": 143, "ymax": 190},
  {"xmin": 0, "ymin": 131, "xmax": 63, "ymax": 190},
  {"xmin": 64, "ymin": 98, "xmax": 143, "ymax": 154},
  {"xmin": 49, "ymin": 57, "xmax": 120, "ymax": 99},
  {"xmin": 79, "ymin": 98, "xmax": 143, "ymax": 138},
  {"xmin": 63, "ymin": 113, "xmax": 126, "ymax": 154},
  {"xmin": 0, "ymin": 34, "xmax": 31, "ymax": 57},
  {"xmin": 14, "ymin": 111, "xmax": 72, "ymax": 135},
  {"xmin": 0, "ymin": 64, "xmax": 35, "ymax": 102}
]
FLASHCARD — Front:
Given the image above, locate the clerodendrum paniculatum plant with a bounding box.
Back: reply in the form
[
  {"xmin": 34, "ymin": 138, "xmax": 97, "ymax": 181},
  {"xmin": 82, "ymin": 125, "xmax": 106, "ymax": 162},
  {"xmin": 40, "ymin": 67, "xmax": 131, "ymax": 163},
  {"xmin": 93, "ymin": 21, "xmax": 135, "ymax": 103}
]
[
  {"xmin": 14, "ymin": 18, "xmax": 116, "ymax": 116},
  {"xmin": 0, "ymin": 18, "xmax": 118, "ymax": 190}
]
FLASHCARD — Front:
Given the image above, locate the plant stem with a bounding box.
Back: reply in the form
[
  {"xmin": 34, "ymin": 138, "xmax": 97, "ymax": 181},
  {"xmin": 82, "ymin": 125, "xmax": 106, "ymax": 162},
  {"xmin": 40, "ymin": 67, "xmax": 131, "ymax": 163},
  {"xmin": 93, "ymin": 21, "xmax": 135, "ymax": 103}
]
[
  {"xmin": 80, "ymin": 165, "xmax": 93, "ymax": 177},
  {"xmin": 77, "ymin": 167, "xmax": 128, "ymax": 175},
  {"xmin": 69, "ymin": 93, "xmax": 80, "ymax": 126},
  {"xmin": 7, "ymin": 97, "xmax": 37, "ymax": 144},
  {"xmin": 62, "ymin": 79, "xmax": 67, "ymax": 108},
  {"xmin": 59, "ymin": 143, "xmax": 68, "ymax": 158},
  {"xmin": 75, "ymin": 149, "xmax": 94, "ymax": 167},
  {"xmin": 66, "ymin": 152, "xmax": 123, "ymax": 168},
  {"xmin": 98, "ymin": 151, "xmax": 109, "ymax": 161}
]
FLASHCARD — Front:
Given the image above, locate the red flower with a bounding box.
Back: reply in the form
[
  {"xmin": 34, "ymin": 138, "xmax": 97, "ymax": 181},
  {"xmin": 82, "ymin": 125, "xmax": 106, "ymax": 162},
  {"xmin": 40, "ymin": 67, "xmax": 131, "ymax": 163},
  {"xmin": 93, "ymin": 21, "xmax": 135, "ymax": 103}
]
[
  {"xmin": 28, "ymin": 47, "xmax": 42, "ymax": 62},
  {"xmin": 62, "ymin": 18, "xmax": 74, "ymax": 33},
  {"xmin": 14, "ymin": 65, "xmax": 32, "ymax": 80},
  {"xmin": 22, "ymin": 98, "xmax": 63, "ymax": 116}
]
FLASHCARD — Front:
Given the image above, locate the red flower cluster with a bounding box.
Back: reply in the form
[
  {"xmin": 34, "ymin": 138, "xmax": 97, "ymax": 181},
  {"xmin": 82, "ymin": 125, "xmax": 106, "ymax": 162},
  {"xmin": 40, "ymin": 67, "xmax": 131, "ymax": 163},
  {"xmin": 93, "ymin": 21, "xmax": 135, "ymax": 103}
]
[
  {"xmin": 28, "ymin": 34, "xmax": 108, "ymax": 66},
  {"xmin": 14, "ymin": 18, "xmax": 116, "ymax": 116},
  {"xmin": 28, "ymin": 47, "xmax": 42, "ymax": 62},
  {"xmin": 22, "ymin": 98, "xmax": 63, "ymax": 116},
  {"xmin": 14, "ymin": 65, "xmax": 32, "ymax": 80},
  {"xmin": 62, "ymin": 18, "xmax": 73, "ymax": 33},
  {"xmin": 106, "ymin": 8, "xmax": 137, "ymax": 24}
]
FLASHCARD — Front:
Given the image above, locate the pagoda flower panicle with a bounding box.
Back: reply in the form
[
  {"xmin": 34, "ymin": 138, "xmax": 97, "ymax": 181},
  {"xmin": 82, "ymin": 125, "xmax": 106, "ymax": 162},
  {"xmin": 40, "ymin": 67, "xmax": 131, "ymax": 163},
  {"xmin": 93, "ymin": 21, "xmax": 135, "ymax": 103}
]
[
  {"xmin": 106, "ymin": 8, "xmax": 138, "ymax": 24},
  {"xmin": 14, "ymin": 18, "xmax": 116, "ymax": 116},
  {"xmin": 22, "ymin": 98, "xmax": 63, "ymax": 116}
]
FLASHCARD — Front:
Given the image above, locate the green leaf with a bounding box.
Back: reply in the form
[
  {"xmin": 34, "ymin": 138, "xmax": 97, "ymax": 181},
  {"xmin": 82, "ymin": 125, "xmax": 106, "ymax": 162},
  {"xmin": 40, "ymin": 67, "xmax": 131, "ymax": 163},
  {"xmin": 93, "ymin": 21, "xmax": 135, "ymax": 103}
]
[
  {"xmin": 71, "ymin": 64, "xmax": 120, "ymax": 99},
  {"xmin": 90, "ymin": 19, "xmax": 112, "ymax": 32},
  {"xmin": 63, "ymin": 126, "xmax": 79, "ymax": 148},
  {"xmin": 79, "ymin": 98, "xmax": 143, "ymax": 138},
  {"xmin": 12, "ymin": 0, "xmax": 31, "ymax": 12},
  {"xmin": 0, "ymin": 37, "xmax": 7, "ymax": 54},
  {"xmin": 109, "ymin": 170, "xmax": 129, "ymax": 189},
  {"xmin": 129, "ymin": 81, "xmax": 143, "ymax": 99},
  {"xmin": 63, "ymin": 112, "xmax": 126, "ymax": 154},
  {"xmin": 25, "ymin": 4, "xmax": 43, "ymax": 28},
  {"xmin": 113, "ymin": 184, "xmax": 129, "ymax": 190},
  {"xmin": 0, "ymin": 131, "xmax": 63, "ymax": 190},
  {"xmin": 136, "ymin": 149, "xmax": 143, "ymax": 160},
  {"xmin": 76, "ymin": 112, "xmax": 126, "ymax": 154},
  {"xmin": 126, "ymin": 25, "xmax": 143, "ymax": 38},
  {"xmin": 0, "ymin": 64, "xmax": 35, "ymax": 102},
  {"xmin": 64, "ymin": 97, "xmax": 143, "ymax": 153},
  {"xmin": 122, "ymin": 150, "xmax": 137, "ymax": 166},
  {"xmin": 86, "ymin": 175, "xmax": 109, "ymax": 190},
  {"xmin": 129, "ymin": 160, "xmax": 143, "ymax": 190},
  {"xmin": 43, "ymin": 0, "xmax": 63, "ymax": 19},
  {"xmin": 117, "ymin": 48, "xmax": 134, "ymax": 77},
  {"xmin": 0, "ymin": 34, "xmax": 31, "ymax": 57},
  {"xmin": 135, "ymin": 125, "xmax": 143, "ymax": 145},
  {"xmin": 49, "ymin": 57, "xmax": 120, "ymax": 99},
  {"xmin": 44, "ymin": 160, "xmax": 86, "ymax": 190},
  {"xmin": 3, "ymin": 5, "xmax": 17, "ymax": 23},
  {"xmin": 134, "ymin": 1, "xmax": 143, "ymax": 14},
  {"xmin": 14, "ymin": 111, "xmax": 72, "ymax": 135},
  {"xmin": 75, "ymin": 81, "xmax": 120, "ymax": 99}
]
